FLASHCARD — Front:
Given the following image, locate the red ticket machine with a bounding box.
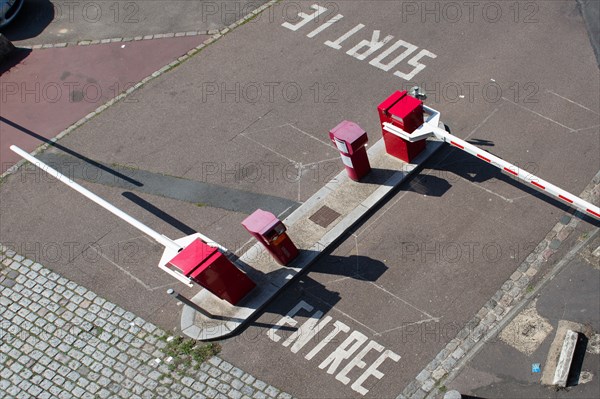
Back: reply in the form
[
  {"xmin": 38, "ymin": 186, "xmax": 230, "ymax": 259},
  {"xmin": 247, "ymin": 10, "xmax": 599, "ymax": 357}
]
[
  {"xmin": 329, "ymin": 121, "xmax": 371, "ymax": 181},
  {"xmin": 242, "ymin": 209, "xmax": 299, "ymax": 266},
  {"xmin": 378, "ymin": 91, "xmax": 426, "ymax": 162},
  {"xmin": 167, "ymin": 239, "xmax": 256, "ymax": 305}
]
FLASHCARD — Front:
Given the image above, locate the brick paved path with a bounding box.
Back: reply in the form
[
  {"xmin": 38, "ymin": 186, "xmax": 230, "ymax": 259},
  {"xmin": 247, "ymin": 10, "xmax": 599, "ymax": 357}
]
[{"xmin": 0, "ymin": 246, "xmax": 291, "ymax": 399}]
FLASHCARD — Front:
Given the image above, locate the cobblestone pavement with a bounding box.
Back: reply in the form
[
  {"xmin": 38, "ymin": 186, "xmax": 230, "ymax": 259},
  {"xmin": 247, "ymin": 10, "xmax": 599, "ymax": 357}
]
[{"xmin": 0, "ymin": 246, "xmax": 291, "ymax": 399}]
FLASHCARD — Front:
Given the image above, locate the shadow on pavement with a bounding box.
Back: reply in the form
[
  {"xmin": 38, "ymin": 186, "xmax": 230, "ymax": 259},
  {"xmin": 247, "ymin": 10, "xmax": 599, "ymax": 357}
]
[
  {"xmin": 1, "ymin": 0, "xmax": 54, "ymax": 42},
  {"xmin": 466, "ymin": 138, "xmax": 495, "ymax": 147},
  {"xmin": 0, "ymin": 47, "xmax": 30, "ymax": 74},
  {"xmin": 0, "ymin": 116, "xmax": 144, "ymax": 186},
  {"xmin": 426, "ymin": 145, "xmax": 599, "ymax": 225},
  {"xmin": 217, "ymin": 249, "xmax": 387, "ymax": 338},
  {"xmin": 310, "ymin": 253, "xmax": 388, "ymax": 281},
  {"xmin": 122, "ymin": 191, "xmax": 196, "ymax": 236},
  {"xmin": 404, "ymin": 173, "xmax": 452, "ymax": 197},
  {"xmin": 231, "ymin": 273, "xmax": 344, "ymax": 340},
  {"xmin": 567, "ymin": 333, "xmax": 589, "ymax": 387}
]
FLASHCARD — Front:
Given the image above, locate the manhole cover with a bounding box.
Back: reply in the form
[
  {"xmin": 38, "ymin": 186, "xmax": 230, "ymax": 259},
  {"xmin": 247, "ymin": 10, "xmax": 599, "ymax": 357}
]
[{"xmin": 309, "ymin": 205, "xmax": 341, "ymax": 228}]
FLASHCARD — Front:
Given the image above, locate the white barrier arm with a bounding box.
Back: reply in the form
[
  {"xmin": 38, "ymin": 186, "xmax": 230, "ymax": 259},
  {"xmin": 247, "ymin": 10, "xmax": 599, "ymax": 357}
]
[
  {"xmin": 383, "ymin": 107, "xmax": 600, "ymax": 221},
  {"xmin": 10, "ymin": 145, "xmax": 182, "ymax": 251}
]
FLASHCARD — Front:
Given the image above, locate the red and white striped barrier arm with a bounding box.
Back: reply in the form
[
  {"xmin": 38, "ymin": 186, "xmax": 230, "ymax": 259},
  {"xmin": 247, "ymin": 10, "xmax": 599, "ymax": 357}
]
[{"xmin": 382, "ymin": 106, "xmax": 600, "ymax": 221}]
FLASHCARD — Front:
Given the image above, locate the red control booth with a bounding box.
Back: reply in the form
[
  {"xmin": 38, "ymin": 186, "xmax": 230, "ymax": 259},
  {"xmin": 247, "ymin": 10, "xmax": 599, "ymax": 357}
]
[
  {"xmin": 167, "ymin": 239, "xmax": 256, "ymax": 305},
  {"xmin": 329, "ymin": 121, "xmax": 371, "ymax": 181},
  {"xmin": 378, "ymin": 90, "xmax": 426, "ymax": 162},
  {"xmin": 242, "ymin": 209, "xmax": 299, "ymax": 266}
]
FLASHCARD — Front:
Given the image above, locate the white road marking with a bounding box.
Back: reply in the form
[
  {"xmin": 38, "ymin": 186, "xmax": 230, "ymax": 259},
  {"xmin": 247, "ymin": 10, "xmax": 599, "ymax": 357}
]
[
  {"xmin": 394, "ymin": 49, "xmax": 437, "ymax": 80},
  {"xmin": 501, "ymin": 96, "xmax": 575, "ymax": 132},
  {"xmin": 325, "ymin": 24, "xmax": 365, "ymax": 50},
  {"xmin": 307, "ymin": 13, "xmax": 344, "ymax": 38},
  {"xmin": 573, "ymin": 124, "xmax": 600, "ymax": 132},
  {"xmin": 375, "ymin": 317, "xmax": 441, "ymax": 336},
  {"xmin": 368, "ymin": 281, "xmax": 439, "ymax": 321},
  {"xmin": 305, "ymin": 320, "xmax": 351, "ymax": 360},
  {"xmin": 337, "ymin": 340, "xmax": 384, "ymax": 384},
  {"xmin": 346, "ymin": 30, "xmax": 394, "ymax": 61},
  {"xmin": 369, "ymin": 39, "xmax": 417, "ymax": 71},
  {"xmin": 281, "ymin": 4, "xmax": 327, "ymax": 31},
  {"xmin": 268, "ymin": 299, "xmax": 401, "ymax": 395},
  {"xmin": 289, "ymin": 123, "xmax": 334, "ymax": 148},
  {"xmin": 546, "ymin": 90, "xmax": 600, "ymax": 116},
  {"xmin": 454, "ymin": 174, "xmax": 515, "ymax": 203},
  {"xmin": 283, "ymin": 3, "xmax": 436, "ymax": 80},
  {"xmin": 319, "ymin": 330, "xmax": 369, "ymax": 374},
  {"xmin": 304, "ymin": 289, "xmax": 378, "ymax": 335},
  {"xmin": 240, "ymin": 132, "xmax": 300, "ymax": 165},
  {"xmin": 88, "ymin": 243, "xmax": 152, "ymax": 290},
  {"xmin": 352, "ymin": 350, "xmax": 400, "ymax": 395}
]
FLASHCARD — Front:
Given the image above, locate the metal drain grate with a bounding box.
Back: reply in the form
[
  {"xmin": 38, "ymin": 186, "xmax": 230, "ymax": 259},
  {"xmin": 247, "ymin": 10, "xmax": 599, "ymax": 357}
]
[{"xmin": 309, "ymin": 205, "xmax": 341, "ymax": 228}]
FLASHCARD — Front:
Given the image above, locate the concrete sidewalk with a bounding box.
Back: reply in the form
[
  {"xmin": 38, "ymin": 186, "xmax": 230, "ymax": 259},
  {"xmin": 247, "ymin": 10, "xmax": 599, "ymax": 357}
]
[{"xmin": 179, "ymin": 137, "xmax": 445, "ymax": 340}]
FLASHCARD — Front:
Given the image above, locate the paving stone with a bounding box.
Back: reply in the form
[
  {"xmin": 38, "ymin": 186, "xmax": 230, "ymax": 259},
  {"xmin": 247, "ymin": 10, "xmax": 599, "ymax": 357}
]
[
  {"xmin": 411, "ymin": 389, "xmax": 427, "ymax": 399},
  {"xmin": 264, "ymin": 386, "xmax": 280, "ymax": 398},
  {"xmin": 415, "ymin": 369, "xmax": 431, "ymax": 382},
  {"xmin": 421, "ymin": 378, "xmax": 435, "ymax": 392},
  {"xmin": 0, "ymin": 249, "xmax": 289, "ymax": 399}
]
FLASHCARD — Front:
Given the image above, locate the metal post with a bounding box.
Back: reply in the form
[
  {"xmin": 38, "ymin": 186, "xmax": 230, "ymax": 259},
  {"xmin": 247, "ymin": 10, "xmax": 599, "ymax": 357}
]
[
  {"xmin": 167, "ymin": 288, "xmax": 213, "ymax": 318},
  {"xmin": 10, "ymin": 145, "xmax": 182, "ymax": 251},
  {"xmin": 383, "ymin": 106, "xmax": 600, "ymax": 221}
]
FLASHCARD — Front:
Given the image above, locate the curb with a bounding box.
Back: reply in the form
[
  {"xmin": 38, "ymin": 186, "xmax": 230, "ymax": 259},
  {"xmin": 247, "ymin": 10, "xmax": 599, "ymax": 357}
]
[
  {"xmin": 398, "ymin": 169, "xmax": 600, "ymax": 399},
  {"xmin": 181, "ymin": 139, "xmax": 446, "ymax": 340},
  {"xmin": 0, "ymin": 0, "xmax": 281, "ymax": 181},
  {"xmin": 19, "ymin": 30, "xmax": 213, "ymax": 50}
]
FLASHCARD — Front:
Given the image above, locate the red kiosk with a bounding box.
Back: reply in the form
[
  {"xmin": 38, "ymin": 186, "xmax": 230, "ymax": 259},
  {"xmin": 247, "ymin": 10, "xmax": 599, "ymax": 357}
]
[
  {"xmin": 167, "ymin": 238, "xmax": 256, "ymax": 305},
  {"xmin": 378, "ymin": 90, "xmax": 426, "ymax": 162},
  {"xmin": 242, "ymin": 209, "xmax": 299, "ymax": 266},
  {"xmin": 329, "ymin": 121, "xmax": 371, "ymax": 181}
]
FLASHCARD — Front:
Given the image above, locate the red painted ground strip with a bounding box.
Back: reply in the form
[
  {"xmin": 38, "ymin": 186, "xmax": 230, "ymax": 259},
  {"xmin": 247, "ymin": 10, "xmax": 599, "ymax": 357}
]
[{"xmin": 0, "ymin": 35, "xmax": 207, "ymax": 173}]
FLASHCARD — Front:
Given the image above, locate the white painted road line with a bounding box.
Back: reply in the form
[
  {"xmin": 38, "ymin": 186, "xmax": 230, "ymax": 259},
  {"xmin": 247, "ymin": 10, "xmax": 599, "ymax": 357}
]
[
  {"xmin": 282, "ymin": 3, "xmax": 437, "ymax": 81},
  {"xmin": 268, "ymin": 299, "xmax": 401, "ymax": 396}
]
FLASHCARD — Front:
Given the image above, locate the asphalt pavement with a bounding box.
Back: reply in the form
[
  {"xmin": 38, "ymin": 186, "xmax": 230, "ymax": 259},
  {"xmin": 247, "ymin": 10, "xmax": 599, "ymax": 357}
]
[
  {"xmin": 0, "ymin": 1, "xmax": 599, "ymax": 399},
  {"xmin": 2, "ymin": 0, "xmax": 268, "ymax": 45},
  {"xmin": 447, "ymin": 230, "xmax": 600, "ymax": 399},
  {"xmin": 0, "ymin": 35, "xmax": 207, "ymax": 172}
]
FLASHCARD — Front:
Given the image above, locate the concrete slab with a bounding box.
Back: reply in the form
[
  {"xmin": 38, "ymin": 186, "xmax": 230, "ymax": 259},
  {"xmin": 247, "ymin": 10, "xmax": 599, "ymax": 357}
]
[
  {"xmin": 552, "ymin": 329, "xmax": 580, "ymax": 387},
  {"xmin": 180, "ymin": 138, "xmax": 444, "ymax": 340}
]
